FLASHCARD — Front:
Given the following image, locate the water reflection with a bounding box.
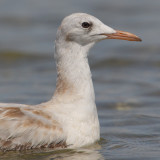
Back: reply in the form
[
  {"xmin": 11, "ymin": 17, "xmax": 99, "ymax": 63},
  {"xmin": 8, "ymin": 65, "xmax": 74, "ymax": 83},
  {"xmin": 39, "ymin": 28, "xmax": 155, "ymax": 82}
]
[{"xmin": 0, "ymin": 143, "xmax": 104, "ymax": 160}]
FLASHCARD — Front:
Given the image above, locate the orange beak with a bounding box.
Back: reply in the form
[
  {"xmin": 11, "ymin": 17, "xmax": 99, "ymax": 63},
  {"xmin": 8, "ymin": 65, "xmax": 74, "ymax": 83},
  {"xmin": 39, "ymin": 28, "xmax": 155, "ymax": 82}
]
[{"xmin": 101, "ymin": 30, "xmax": 142, "ymax": 42}]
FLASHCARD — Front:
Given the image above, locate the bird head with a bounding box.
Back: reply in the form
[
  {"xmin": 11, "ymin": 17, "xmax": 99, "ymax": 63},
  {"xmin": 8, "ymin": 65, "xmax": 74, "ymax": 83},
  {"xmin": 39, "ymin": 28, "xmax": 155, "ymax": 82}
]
[{"xmin": 57, "ymin": 13, "xmax": 141, "ymax": 46}]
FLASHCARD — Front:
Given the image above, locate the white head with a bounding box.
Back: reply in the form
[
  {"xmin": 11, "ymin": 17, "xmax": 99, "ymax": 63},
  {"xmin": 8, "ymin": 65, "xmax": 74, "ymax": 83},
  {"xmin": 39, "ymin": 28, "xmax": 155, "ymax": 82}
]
[{"xmin": 56, "ymin": 13, "xmax": 141, "ymax": 46}]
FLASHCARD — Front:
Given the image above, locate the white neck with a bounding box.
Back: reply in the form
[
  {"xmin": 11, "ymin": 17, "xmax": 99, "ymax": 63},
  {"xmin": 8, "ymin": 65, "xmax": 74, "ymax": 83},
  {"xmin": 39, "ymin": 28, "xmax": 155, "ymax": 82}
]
[
  {"xmin": 53, "ymin": 37, "xmax": 95, "ymax": 102},
  {"xmin": 50, "ymin": 36, "xmax": 100, "ymax": 147}
]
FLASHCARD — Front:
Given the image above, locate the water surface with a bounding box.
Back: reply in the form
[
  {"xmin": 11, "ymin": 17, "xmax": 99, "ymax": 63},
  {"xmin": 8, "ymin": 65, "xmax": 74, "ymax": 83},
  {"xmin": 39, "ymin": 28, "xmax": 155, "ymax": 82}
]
[{"xmin": 0, "ymin": 0, "xmax": 160, "ymax": 159}]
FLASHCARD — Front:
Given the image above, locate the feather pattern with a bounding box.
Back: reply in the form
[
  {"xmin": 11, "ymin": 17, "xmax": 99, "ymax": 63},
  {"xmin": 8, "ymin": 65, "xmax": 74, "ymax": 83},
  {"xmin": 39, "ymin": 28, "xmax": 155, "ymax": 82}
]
[{"xmin": 0, "ymin": 104, "xmax": 66, "ymax": 151}]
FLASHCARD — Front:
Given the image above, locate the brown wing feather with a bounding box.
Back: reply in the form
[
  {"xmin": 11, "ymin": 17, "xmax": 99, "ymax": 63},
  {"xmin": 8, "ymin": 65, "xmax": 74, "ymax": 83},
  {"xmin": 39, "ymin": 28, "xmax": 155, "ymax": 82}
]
[{"xmin": 0, "ymin": 106, "xmax": 66, "ymax": 151}]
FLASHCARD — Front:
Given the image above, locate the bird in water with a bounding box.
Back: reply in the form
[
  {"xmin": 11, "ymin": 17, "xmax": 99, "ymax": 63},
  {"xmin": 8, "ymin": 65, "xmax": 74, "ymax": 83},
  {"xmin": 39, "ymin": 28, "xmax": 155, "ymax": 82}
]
[{"xmin": 0, "ymin": 13, "xmax": 141, "ymax": 151}]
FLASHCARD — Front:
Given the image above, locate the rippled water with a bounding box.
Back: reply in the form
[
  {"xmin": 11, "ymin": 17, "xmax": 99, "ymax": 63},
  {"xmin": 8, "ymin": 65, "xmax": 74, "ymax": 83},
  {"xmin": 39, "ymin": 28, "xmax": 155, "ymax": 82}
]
[{"xmin": 0, "ymin": 0, "xmax": 160, "ymax": 159}]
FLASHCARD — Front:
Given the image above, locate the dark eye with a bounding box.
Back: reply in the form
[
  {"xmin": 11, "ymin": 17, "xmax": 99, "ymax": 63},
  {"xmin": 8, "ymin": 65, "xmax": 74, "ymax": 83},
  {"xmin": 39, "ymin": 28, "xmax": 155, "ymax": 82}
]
[{"xmin": 82, "ymin": 22, "xmax": 91, "ymax": 28}]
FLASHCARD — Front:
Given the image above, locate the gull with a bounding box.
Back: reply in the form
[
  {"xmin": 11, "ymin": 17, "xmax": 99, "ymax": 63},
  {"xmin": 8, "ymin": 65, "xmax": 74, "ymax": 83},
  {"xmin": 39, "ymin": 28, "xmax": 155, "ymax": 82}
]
[{"xmin": 0, "ymin": 13, "xmax": 141, "ymax": 151}]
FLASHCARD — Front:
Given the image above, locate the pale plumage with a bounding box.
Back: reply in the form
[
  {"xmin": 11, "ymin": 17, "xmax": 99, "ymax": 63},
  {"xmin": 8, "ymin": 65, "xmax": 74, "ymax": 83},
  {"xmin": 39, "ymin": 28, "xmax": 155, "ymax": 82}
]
[
  {"xmin": 0, "ymin": 13, "xmax": 141, "ymax": 151},
  {"xmin": 0, "ymin": 103, "xmax": 66, "ymax": 150}
]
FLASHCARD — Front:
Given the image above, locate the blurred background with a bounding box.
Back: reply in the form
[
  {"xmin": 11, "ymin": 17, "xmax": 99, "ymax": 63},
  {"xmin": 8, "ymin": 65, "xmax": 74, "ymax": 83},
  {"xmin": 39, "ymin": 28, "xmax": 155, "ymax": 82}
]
[{"xmin": 0, "ymin": 0, "xmax": 160, "ymax": 159}]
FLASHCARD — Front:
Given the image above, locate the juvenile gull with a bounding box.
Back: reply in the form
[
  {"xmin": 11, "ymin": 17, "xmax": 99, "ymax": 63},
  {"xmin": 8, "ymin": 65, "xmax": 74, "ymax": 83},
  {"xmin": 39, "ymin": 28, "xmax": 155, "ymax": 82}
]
[{"xmin": 0, "ymin": 13, "xmax": 141, "ymax": 151}]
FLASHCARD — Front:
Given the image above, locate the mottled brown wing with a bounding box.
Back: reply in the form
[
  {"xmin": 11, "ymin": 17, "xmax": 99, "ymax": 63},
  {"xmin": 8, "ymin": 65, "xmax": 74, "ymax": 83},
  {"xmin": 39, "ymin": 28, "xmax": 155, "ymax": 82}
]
[{"xmin": 0, "ymin": 106, "xmax": 66, "ymax": 151}]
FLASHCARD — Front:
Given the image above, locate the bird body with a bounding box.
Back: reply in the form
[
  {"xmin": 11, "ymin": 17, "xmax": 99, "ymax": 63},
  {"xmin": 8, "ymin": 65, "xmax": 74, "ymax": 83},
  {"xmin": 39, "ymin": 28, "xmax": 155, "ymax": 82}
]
[{"xmin": 0, "ymin": 13, "xmax": 141, "ymax": 151}]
